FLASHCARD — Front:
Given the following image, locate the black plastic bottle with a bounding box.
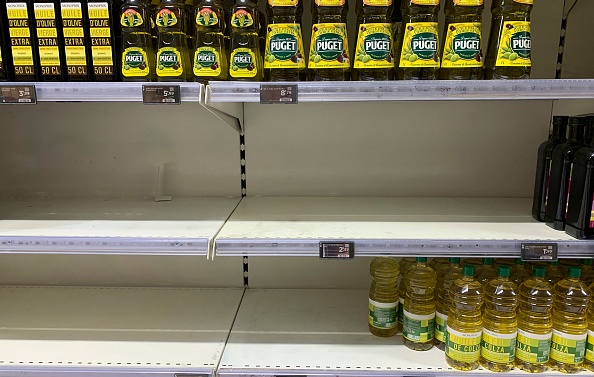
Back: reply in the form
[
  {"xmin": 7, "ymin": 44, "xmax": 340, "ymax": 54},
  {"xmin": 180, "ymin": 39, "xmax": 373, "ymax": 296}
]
[
  {"xmin": 531, "ymin": 116, "xmax": 568, "ymax": 222},
  {"xmin": 0, "ymin": 6, "xmax": 13, "ymax": 80},
  {"xmin": 33, "ymin": 0, "xmax": 66, "ymax": 81},
  {"xmin": 60, "ymin": 0, "xmax": 92, "ymax": 80},
  {"xmin": 87, "ymin": 0, "xmax": 118, "ymax": 80},
  {"xmin": 6, "ymin": 0, "xmax": 41, "ymax": 81},
  {"xmin": 545, "ymin": 117, "xmax": 587, "ymax": 231}
]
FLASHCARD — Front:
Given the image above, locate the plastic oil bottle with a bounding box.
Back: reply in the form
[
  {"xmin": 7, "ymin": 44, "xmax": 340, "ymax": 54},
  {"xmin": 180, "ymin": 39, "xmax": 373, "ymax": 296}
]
[
  {"xmin": 435, "ymin": 257, "xmax": 462, "ymax": 351},
  {"xmin": 585, "ymin": 281, "xmax": 594, "ymax": 372},
  {"xmin": 402, "ymin": 257, "xmax": 437, "ymax": 351},
  {"xmin": 439, "ymin": 0, "xmax": 483, "ymax": 80},
  {"xmin": 581, "ymin": 259, "xmax": 594, "ymax": 286},
  {"xmin": 476, "ymin": 258, "xmax": 498, "ymax": 287},
  {"xmin": 394, "ymin": 0, "xmax": 440, "ymax": 80},
  {"xmin": 192, "ymin": 0, "xmax": 228, "ymax": 81},
  {"xmin": 397, "ymin": 257, "xmax": 415, "ymax": 332},
  {"xmin": 515, "ymin": 266, "xmax": 554, "ymax": 373},
  {"xmin": 229, "ymin": 0, "xmax": 263, "ymax": 80},
  {"xmin": 484, "ymin": 0, "xmax": 532, "ymax": 80},
  {"xmin": 155, "ymin": 0, "xmax": 192, "ymax": 81},
  {"xmin": 308, "ymin": 0, "xmax": 349, "ymax": 81},
  {"xmin": 546, "ymin": 261, "xmax": 565, "ymax": 286},
  {"xmin": 445, "ymin": 265, "xmax": 483, "ymax": 371},
  {"xmin": 429, "ymin": 258, "xmax": 449, "ymax": 275},
  {"xmin": 368, "ymin": 257, "xmax": 399, "ymax": 337},
  {"xmin": 120, "ymin": 0, "xmax": 155, "ymax": 80},
  {"xmin": 511, "ymin": 258, "xmax": 531, "ymax": 286},
  {"xmin": 549, "ymin": 267, "xmax": 590, "ymax": 373},
  {"xmin": 480, "ymin": 265, "xmax": 519, "ymax": 372}
]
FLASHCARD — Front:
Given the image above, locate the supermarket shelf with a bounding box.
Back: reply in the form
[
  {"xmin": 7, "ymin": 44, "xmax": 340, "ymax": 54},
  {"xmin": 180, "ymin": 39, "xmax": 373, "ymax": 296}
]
[
  {"xmin": 0, "ymin": 197, "xmax": 240, "ymax": 256},
  {"xmin": 206, "ymin": 79, "xmax": 594, "ymax": 103},
  {"xmin": 214, "ymin": 197, "xmax": 593, "ymax": 257},
  {"xmin": 0, "ymin": 286, "xmax": 244, "ymax": 377},
  {"xmin": 218, "ymin": 289, "xmax": 590, "ymax": 377}
]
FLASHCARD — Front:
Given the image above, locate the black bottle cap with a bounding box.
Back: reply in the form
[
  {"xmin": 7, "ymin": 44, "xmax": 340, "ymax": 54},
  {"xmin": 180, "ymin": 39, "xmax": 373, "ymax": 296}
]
[
  {"xmin": 569, "ymin": 116, "xmax": 587, "ymax": 127},
  {"xmin": 553, "ymin": 116, "xmax": 569, "ymax": 125}
]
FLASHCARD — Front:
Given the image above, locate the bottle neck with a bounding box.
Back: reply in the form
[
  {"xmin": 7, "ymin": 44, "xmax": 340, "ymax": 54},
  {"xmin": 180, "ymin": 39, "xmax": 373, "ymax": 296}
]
[
  {"xmin": 551, "ymin": 123, "xmax": 567, "ymax": 141},
  {"xmin": 568, "ymin": 125, "xmax": 585, "ymax": 143}
]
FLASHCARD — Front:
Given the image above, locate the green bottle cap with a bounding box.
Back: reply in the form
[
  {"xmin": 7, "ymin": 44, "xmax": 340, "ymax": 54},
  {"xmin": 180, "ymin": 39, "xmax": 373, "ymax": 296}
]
[
  {"xmin": 552, "ymin": 261, "xmax": 560, "ymax": 266},
  {"xmin": 483, "ymin": 258, "xmax": 494, "ymax": 265},
  {"xmin": 515, "ymin": 258, "xmax": 525, "ymax": 265},
  {"xmin": 498, "ymin": 265, "xmax": 511, "ymax": 278},
  {"xmin": 568, "ymin": 266, "xmax": 582, "ymax": 278},
  {"xmin": 417, "ymin": 257, "xmax": 427, "ymax": 263},
  {"xmin": 533, "ymin": 266, "xmax": 546, "ymax": 278},
  {"xmin": 582, "ymin": 259, "xmax": 593, "ymax": 266},
  {"xmin": 463, "ymin": 265, "xmax": 474, "ymax": 277},
  {"xmin": 449, "ymin": 257, "xmax": 460, "ymax": 264}
]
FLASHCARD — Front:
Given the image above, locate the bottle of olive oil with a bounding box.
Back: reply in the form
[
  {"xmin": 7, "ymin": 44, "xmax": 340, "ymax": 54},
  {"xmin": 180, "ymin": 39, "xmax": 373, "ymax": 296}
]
[
  {"xmin": 155, "ymin": 0, "xmax": 191, "ymax": 81},
  {"xmin": 60, "ymin": 0, "xmax": 91, "ymax": 80},
  {"xmin": 566, "ymin": 128, "xmax": 594, "ymax": 240},
  {"xmin": 368, "ymin": 257, "xmax": 399, "ymax": 337},
  {"xmin": 87, "ymin": 0, "xmax": 117, "ymax": 80},
  {"xmin": 308, "ymin": 0, "xmax": 349, "ymax": 81},
  {"xmin": 264, "ymin": 0, "xmax": 305, "ymax": 81},
  {"xmin": 394, "ymin": 0, "xmax": 439, "ymax": 80},
  {"xmin": 484, "ymin": 0, "xmax": 532, "ymax": 80},
  {"xmin": 403, "ymin": 257, "xmax": 437, "ymax": 351},
  {"xmin": 120, "ymin": 0, "xmax": 155, "ymax": 80},
  {"xmin": 352, "ymin": 0, "xmax": 394, "ymax": 80},
  {"xmin": 192, "ymin": 0, "xmax": 228, "ymax": 81},
  {"xmin": 6, "ymin": 0, "xmax": 41, "ymax": 81},
  {"xmin": 439, "ymin": 0, "xmax": 483, "ymax": 80},
  {"xmin": 0, "ymin": 11, "xmax": 12, "ymax": 80},
  {"xmin": 229, "ymin": 0, "xmax": 263, "ymax": 81},
  {"xmin": 33, "ymin": 0, "xmax": 65, "ymax": 80}
]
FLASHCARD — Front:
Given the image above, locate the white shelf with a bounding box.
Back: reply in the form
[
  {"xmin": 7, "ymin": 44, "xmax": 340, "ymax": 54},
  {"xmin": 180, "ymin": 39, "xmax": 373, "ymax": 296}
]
[
  {"xmin": 0, "ymin": 197, "xmax": 240, "ymax": 256},
  {"xmin": 214, "ymin": 197, "xmax": 592, "ymax": 257},
  {"xmin": 219, "ymin": 289, "xmax": 591, "ymax": 377},
  {"xmin": 0, "ymin": 286, "xmax": 244, "ymax": 377},
  {"xmin": 206, "ymin": 79, "xmax": 594, "ymax": 103}
]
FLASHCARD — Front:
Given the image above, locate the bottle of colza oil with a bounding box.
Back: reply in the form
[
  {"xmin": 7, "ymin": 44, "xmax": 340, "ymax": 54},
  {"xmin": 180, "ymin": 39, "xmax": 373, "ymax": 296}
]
[
  {"xmin": 33, "ymin": 0, "xmax": 66, "ymax": 81},
  {"xmin": 398, "ymin": 257, "xmax": 416, "ymax": 333},
  {"xmin": 546, "ymin": 261, "xmax": 565, "ymax": 286},
  {"xmin": 511, "ymin": 258, "xmax": 530, "ymax": 286},
  {"xmin": 484, "ymin": 0, "xmax": 532, "ymax": 80},
  {"xmin": 549, "ymin": 267, "xmax": 590, "ymax": 373},
  {"xmin": 439, "ymin": 0, "xmax": 483, "ymax": 80},
  {"xmin": 352, "ymin": 0, "xmax": 394, "ymax": 80},
  {"xmin": 480, "ymin": 265, "xmax": 519, "ymax": 372},
  {"xmin": 394, "ymin": 0, "xmax": 439, "ymax": 80},
  {"xmin": 192, "ymin": 0, "xmax": 228, "ymax": 81},
  {"xmin": 476, "ymin": 258, "xmax": 497, "ymax": 288},
  {"xmin": 6, "ymin": 0, "xmax": 41, "ymax": 81},
  {"xmin": 368, "ymin": 257, "xmax": 399, "ymax": 337},
  {"xmin": 120, "ymin": 0, "xmax": 155, "ymax": 80},
  {"xmin": 515, "ymin": 266, "xmax": 554, "ymax": 373},
  {"xmin": 155, "ymin": 0, "xmax": 192, "ymax": 81},
  {"xmin": 60, "ymin": 0, "xmax": 92, "ymax": 80},
  {"xmin": 445, "ymin": 265, "xmax": 484, "ymax": 371},
  {"xmin": 308, "ymin": 0, "xmax": 349, "ymax": 81},
  {"xmin": 87, "ymin": 0, "xmax": 118, "ymax": 80},
  {"xmin": 229, "ymin": 0, "xmax": 263, "ymax": 81},
  {"xmin": 435, "ymin": 257, "xmax": 462, "ymax": 351},
  {"xmin": 403, "ymin": 257, "xmax": 436, "ymax": 351},
  {"xmin": 585, "ymin": 280, "xmax": 594, "ymax": 372}
]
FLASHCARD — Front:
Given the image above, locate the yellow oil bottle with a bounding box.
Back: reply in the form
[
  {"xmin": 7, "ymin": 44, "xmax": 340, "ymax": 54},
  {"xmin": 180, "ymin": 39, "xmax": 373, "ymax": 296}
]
[
  {"xmin": 192, "ymin": 0, "xmax": 228, "ymax": 81},
  {"xmin": 229, "ymin": 0, "xmax": 263, "ymax": 80},
  {"xmin": 403, "ymin": 257, "xmax": 436, "ymax": 351},
  {"xmin": 559, "ymin": 259, "xmax": 581, "ymax": 277},
  {"xmin": 435, "ymin": 257, "xmax": 462, "ymax": 351},
  {"xmin": 581, "ymin": 259, "xmax": 594, "ymax": 286},
  {"xmin": 480, "ymin": 265, "xmax": 519, "ymax": 372},
  {"xmin": 515, "ymin": 266, "xmax": 554, "ymax": 373},
  {"xmin": 445, "ymin": 265, "xmax": 483, "ymax": 371},
  {"xmin": 368, "ymin": 257, "xmax": 399, "ymax": 337},
  {"xmin": 546, "ymin": 261, "xmax": 565, "ymax": 286},
  {"xmin": 462, "ymin": 258, "xmax": 483, "ymax": 275},
  {"xmin": 585, "ymin": 281, "xmax": 594, "ymax": 372},
  {"xmin": 120, "ymin": 0, "xmax": 156, "ymax": 81},
  {"xmin": 475, "ymin": 258, "xmax": 497, "ymax": 287},
  {"xmin": 429, "ymin": 258, "xmax": 449, "ymax": 275},
  {"xmin": 398, "ymin": 257, "xmax": 416, "ymax": 332},
  {"xmin": 511, "ymin": 258, "xmax": 530, "ymax": 286},
  {"xmin": 155, "ymin": 0, "xmax": 192, "ymax": 81}
]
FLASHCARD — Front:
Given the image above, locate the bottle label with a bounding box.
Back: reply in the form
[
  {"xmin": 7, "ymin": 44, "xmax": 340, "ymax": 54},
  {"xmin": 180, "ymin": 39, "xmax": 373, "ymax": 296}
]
[
  {"xmin": 121, "ymin": 8, "xmax": 143, "ymax": 27},
  {"xmin": 398, "ymin": 296, "xmax": 404, "ymax": 325},
  {"xmin": 589, "ymin": 192, "xmax": 594, "ymax": 228},
  {"xmin": 435, "ymin": 311, "xmax": 447, "ymax": 343},
  {"xmin": 368, "ymin": 299, "xmax": 398, "ymax": 329},
  {"xmin": 402, "ymin": 309, "xmax": 435, "ymax": 342},
  {"xmin": 314, "ymin": 0, "xmax": 346, "ymax": 6},
  {"xmin": 495, "ymin": 21, "xmax": 531, "ymax": 67},
  {"xmin": 514, "ymin": 0, "xmax": 532, "ymax": 3},
  {"xmin": 6, "ymin": 2, "xmax": 35, "ymax": 76},
  {"xmin": 194, "ymin": 46, "xmax": 222, "ymax": 76},
  {"xmin": 230, "ymin": 48, "xmax": 258, "ymax": 78},
  {"xmin": 565, "ymin": 164, "xmax": 573, "ymax": 219},
  {"xmin": 157, "ymin": 46, "xmax": 184, "ymax": 77},
  {"xmin": 363, "ymin": 0, "xmax": 392, "ymax": 6},
  {"xmin": 481, "ymin": 328, "xmax": 517, "ymax": 363},
  {"xmin": 411, "ymin": 0, "xmax": 439, "ymax": 5},
  {"xmin": 445, "ymin": 326, "xmax": 482, "ymax": 362},
  {"xmin": 441, "ymin": 22, "xmax": 482, "ymax": 68},
  {"xmin": 268, "ymin": 0, "xmax": 299, "ymax": 7},
  {"xmin": 61, "ymin": 2, "xmax": 88, "ymax": 77},
  {"xmin": 308, "ymin": 23, "xmax": 349, "ymax": 69},
  {"xmin": 550, "ymin": 330, "xmax": 587, "ymax": 364},
  {"xmin": 399, "ymin": 22, "xmax": 440, "ymax": 68},
  {"xmin": 122, "ymin": 46, "xmax": 150, "ymax": 77},
  {"xmin": 88, "ymin": 2, "xmax": 114, "ymax": 77},
  {"xmin": 196, "ymin": 8, "xmax": 218, "ymax": 26},
  {"xmin": 231, "ymin": 10, "xmax": 253, "ymax": 28},
  {"xmin": 354, "ymin": 23, "xmax": 394, "ymax": 69},
  {"xmin": 516, "ymin": 329, "xmax": 552, "ymax": 364},
  {"xmin": 34, "ymin": 2, "xmax": 62, "ymax": 76},
  {"xmin": 264, "ymin": 24, "xmax": 305, "ymax": 69},
  {"xmin": 156, "ymin": 9, "xmax": 178, "ymax": 27},
  {"xmin": 586, "ymin": 330, "xmax": 594, "ymax": 362},
  {"xmin": 453, "ymin": 0, "xmax": 482, "ymax": 5}
]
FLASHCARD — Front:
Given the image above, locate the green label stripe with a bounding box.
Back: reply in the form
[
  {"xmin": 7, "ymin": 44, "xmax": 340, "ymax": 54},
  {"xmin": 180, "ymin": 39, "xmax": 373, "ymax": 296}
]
[
  {"xmin": 402, "ymin": 309, "xmax": 435, "ymax": 342},
  {"xmin": 550, "ymin": 330, "xmax": 587, "ymax": 364},
  {"xmin": 435, "ymin": 311, "xmax": 447, "ymax": 342},
  {"xmin": 368, "ymin": 299, "xmax": 397, "ymax": 330},
  {"xmin": 516, "ymin": 329, "xmax": 551, "ymax": 364},
  {"xmin": 445, "ymin": 326, "xmax": 481, "ymax": 363},
  {"xmin": 481, "ymin": 328, "xmax": 517, "ymax": 363}
]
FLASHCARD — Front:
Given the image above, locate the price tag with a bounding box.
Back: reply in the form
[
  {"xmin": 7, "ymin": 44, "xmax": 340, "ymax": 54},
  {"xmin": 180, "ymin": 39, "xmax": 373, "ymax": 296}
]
[
  {"xmin": 0, "ymin": 85, "xmax": 36, "ymax": 104},
  {"xmin": 319, "ymin": 242, "xmax": 354, "ymax": 259},
  {"xmin": 142, "ymin": 85, "xmax": 181, "ymax": 104},
  {"xmin": 260, "ymin": 84, "xmax": 298, "ymax": 104},
  {"xmin": 521, "ymin": 243, "xmax": 558, "ymax": 261}
]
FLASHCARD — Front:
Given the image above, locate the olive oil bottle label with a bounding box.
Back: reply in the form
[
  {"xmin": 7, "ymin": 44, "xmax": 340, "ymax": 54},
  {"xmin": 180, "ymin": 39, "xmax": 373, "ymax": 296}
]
[
  {"xmin": 481, "ymin": 328, "xmax": 517, "ymax": 363},
  {"xmin": 363, "ymin": 0, "xmax": 392, "ymax": 6},
  {"xmin": 61, "ymin": 2, "xmax": 88, "ymax": 76},
  {"xmin": 265, "ymin": 24, "xmax": 305, "ymax": 69},
  {"xmin": 308, "ymin": 23, "xmax": 349, "ymax": 69},
  {"xmin": 196, "ymin": 8, "xmax": 218, "ymax": 26},
  {"xmin": 157, "ymin": 46, "xmax": 184, "ymax": 76},
  {"xmin": 513, "ymin": 0, "xmax": 532, "ymax": 3},
  {"xmin": 453, "ymin": 0, "xmax": 482, "ymax": 5},
  {"xmin": 441, "ymin": 22, "xmax": 482, "ymax": 68},
  {"xmin": 586, "ymin": 330, "xmax": 594, "ymax": 362},
  {"xmin": 516, "ymin": 329, "xmax": 552, "ymax": 364},
  {"xmin": 550, "ymin": 330, "xmax": 587, "ymax": 364},
  {"xmin": 34, "ymin": 2, "xmax": 61, "ymax": 76},
  {"xmin": 194, "ymin": 46, "xmax": 222, "ymax": 76},
  {"xmin": 121, "ymin": 9, "xmax": 143, "ymax": 27},
  {"xmin": 122, "ymin": 46, "xmax": 149, "ymax": 77},
  {"xmin": 6, "ymin": 2, "xmax": 35, "ymax": 76},
  {"xmin": 230, "ymin": 48, "xmax": 258, "ymax": 78},
  {"xmin": 231, "ymin": 10, "xmax": 253, "ymax": 28},
  {"xmin": 398, "ymin": 22, "xmax": 439, "ymax": 68},
  {"xmin": 315, "ymin": 0, "xmax": 346, "ymax": 6},
  {"xmin": 354, "ymin": 23, "xmax": 393, "ymax": 69},
  {"xmin": 398, "ymin": 297, "xmax": 404, "ymax": 325},
  {"xmin": 402, "ymin": 309, "xmax": 435, "ymax": 342},
  {"xmin": 368, "ymin": 299, "xmax": 398, "ymax": 329},
  {"xmin": 446, "ymin": 326, "xmax": 482, "ymax": 362},
  {"xmin": 268, "ymin": 0, "xmax": 299, "ymax": 6},
  {"xmin": 495, "ymin": 21, "xmax": 530, "ymax": 67},
  {"xmin": 435, "ymin": 311, "xmax": 447, "ymax": 343},
  {"xmin": 88, "ymin": 2, "xmax": 114, "ymax": 77},
  {"xmin": 411, "ymin": 0, "xmax": 439, "ymax": 4},
  {"xmin": 156, "ymin": 9, "xmax": 178, "ymax": 27}
]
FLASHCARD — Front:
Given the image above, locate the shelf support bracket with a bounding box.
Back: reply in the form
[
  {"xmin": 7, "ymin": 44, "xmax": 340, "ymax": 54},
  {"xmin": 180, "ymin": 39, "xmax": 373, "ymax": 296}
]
[{"xmin": 201, "ymin": 85, "xmax": 244, "ymax": 133}]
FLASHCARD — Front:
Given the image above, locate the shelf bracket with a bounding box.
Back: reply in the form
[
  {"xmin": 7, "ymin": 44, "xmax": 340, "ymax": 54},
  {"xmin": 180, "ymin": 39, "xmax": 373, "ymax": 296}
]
[
  {"xmin": 201, "ymin": 85, "xmax": 243, "ymax": 133},
  {"xmin": 154, "ymin": 165, "xmax": 173, "ymax": 202}
]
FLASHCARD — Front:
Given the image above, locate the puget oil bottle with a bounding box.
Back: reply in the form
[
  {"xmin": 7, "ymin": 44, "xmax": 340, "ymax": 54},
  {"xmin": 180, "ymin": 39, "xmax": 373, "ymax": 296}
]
[
  {"xmin": 229, "ymin": 0, "xmax": 263, "ymax": 81},
  {"xmin": 155, "ymin": 0, "xmax": 192, "ymax": 81},
  {"xmin": 193, "ymin": 0, "xmax": 228, "ymax": 81},
  {"xmin": 120, "ymin": 0, "xmax": 156, "ymax": 80}
]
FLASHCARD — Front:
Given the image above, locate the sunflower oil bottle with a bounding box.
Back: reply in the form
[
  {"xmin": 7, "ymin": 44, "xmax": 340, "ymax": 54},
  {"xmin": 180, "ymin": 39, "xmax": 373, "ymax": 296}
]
[
  {"xmin": 120, "ymin": 0, "xmax": 155, "ymax": 80},
  {"xmin": 480, "ymin": 265, "xmax": 519, "ymax": 372},
  {"xmin": 546, "ymin": 261, "xmax": 565, "ymax": 286},
  {"xmin": 560, "ymin": 259, "xmax": 582, "ymax": 276},
  {"xmin": 549, "ymin": 267, "xmax": 590, "ymax": 373},
  {"xmin": 403, "ymin": 257, "xmax": 437, "ymax": 351},
  {"xmin": 511, "ymin": 258, "xmax": 530, "ymax": 286},
  {"xmin": 398, "ymin": 257, "xmax": 416, "ymax": 332},
  {"xmin": 429, "ymin": 258, "xmax": 449, "ymax": 275},
  {"xmin": 581, "ymin": 259, "xmax": 594, "ymax": 286},
  {"xmin": 586, "ymin": 281, "xmax": 594, "ymax": 372},
  {"xmin": 515, "ymin": 266, "xmax": 554, "ymax": 373},
  {"xmin": 445, "ymin": 265, "xmax": 484, "ymax": 371},
  {"xmin": 229, "ymin": 0, "xmax": 263, "ymax": 80},
  {"xmin": 435, "ymin": 257, "xmax": 462, "ymax": 351},
  {"xmin": 192, "ymin": 0, "xmax": 228, "ymax": 81},
  {"xmin": 155, "ymin": 0, "xmax": 192, "ymax": 80},
  {"xmin": 368, "ymin": 257, "xmax": 399, "ymax": 337},
  {"xmin": 476, "ymin": 258, "xmax": 497, "ymax": 287}
]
